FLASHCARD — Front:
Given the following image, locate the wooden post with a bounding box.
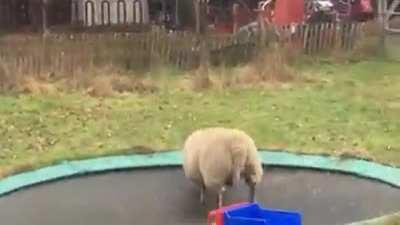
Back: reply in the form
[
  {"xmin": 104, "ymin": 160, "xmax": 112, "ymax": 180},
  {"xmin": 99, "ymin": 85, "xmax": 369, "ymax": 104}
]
[
  {"xmin": 161, "ymin": 0, "xmax": 167, "ymax": 26},
  {"xmin": 377, "ymin": 0, "xmax": 384, "ymax": 27},
  {"xmin": 195, "ymin": 0, "xmax": 210, "ymax": 70},
  {"xmin": 175, "ymin": 0, "xmax": 180, "ymax": 28},
  {"xmin": 9, "ymin": 0, "xmax": 16, "ymax": 29},
  {"xmin": 258, "ymin": 11, "xmax": 266, "ymax": 47},
  {"xmin": 232, "ymin": 3, "xmax": 240, "ymax": 34},
  {"xmin": 42, "ymin": 0, "xmax": 49, "ymax": 35},
  {"xmin": 377, "ymin": 0, "xmax": 386, "ymax": 56},
  {"xmin": 195, "ymin": 0, "xmax": 201, "ymax": 33}
]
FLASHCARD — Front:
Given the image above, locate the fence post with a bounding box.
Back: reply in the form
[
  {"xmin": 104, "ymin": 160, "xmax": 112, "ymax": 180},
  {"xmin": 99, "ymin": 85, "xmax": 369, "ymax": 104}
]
[
  {"xmin": 310, "ymin": 24, "xmax": 316, "ymax": 54},
  {"xmin": 232, "ymin": 3, "xmax": 240, "ymax": 34},
  {"xmin": 257, "ymin": 12, "xmax": 267, "ymax": 48},
  {"xmin": 303, "ymin": 24, "xmax": 309, "ymax": 53},
  {"xmin": 42, "ymin": 0, "xmax": 49, "ymax": 36}
]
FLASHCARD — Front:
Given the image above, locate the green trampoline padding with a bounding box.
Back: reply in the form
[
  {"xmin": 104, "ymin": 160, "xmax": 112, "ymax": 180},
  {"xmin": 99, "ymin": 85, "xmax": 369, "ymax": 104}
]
[{"xmin": 0, "ymin": 150, "xmax": 399, "ymax": 197}]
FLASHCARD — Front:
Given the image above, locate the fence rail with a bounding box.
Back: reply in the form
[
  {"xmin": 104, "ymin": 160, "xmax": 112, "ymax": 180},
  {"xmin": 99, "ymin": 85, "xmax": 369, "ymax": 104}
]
[{"xmin": 0, "ymin": 21, "xmax": 365, "ymax": 77}]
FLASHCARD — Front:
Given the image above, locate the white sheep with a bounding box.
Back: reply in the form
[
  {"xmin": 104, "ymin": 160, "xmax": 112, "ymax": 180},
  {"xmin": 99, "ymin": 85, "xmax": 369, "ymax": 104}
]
[{"xmin": 182, "ymin": 127, "xmax": 263, "ymax": 208}]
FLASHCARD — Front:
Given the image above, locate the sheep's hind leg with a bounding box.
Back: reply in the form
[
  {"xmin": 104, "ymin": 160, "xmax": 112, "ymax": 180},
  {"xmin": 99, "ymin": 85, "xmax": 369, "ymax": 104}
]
[
  {"xmin": 217, "ymin": 186, "xmax": 226, "ymax": 208},
  {"xmin": 200, "ymin": 185, "xmax": 206, "ymax": 205}
]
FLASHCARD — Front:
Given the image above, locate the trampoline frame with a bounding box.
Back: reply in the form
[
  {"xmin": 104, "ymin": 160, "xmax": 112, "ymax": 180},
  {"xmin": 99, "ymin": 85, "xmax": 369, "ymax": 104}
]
[{"xmin": 0, "ymin": 149, "xmax": 399, "ymax": 198}]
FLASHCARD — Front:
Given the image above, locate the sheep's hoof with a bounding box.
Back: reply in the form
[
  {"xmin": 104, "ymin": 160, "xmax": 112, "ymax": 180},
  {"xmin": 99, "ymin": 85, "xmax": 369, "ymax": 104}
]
[{"xmin": 248, "ymin": 195, "xmax": 255, "ymax": 202}]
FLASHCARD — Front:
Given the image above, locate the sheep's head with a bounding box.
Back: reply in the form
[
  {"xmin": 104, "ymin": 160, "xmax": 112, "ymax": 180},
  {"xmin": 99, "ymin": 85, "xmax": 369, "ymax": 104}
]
[
  {"xmin": 244, "ymin": 159, "xmax": 263, "ymax": 203},
  {"xmin": 244, "ymin": 158, "xmax": 263, "ymax": 186}
]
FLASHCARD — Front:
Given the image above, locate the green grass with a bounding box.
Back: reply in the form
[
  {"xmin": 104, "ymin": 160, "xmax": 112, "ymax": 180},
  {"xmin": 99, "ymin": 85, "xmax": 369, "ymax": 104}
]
[
  {"xmin": 0, "ymin": 60, "xmax": 400, "ymax": 178},
  {"xmin": 348, "ymin": 212, "xmax": 400, "ymax": 225}
]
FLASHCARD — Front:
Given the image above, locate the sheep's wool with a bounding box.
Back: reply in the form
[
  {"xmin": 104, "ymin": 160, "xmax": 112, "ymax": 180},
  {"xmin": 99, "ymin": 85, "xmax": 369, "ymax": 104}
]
[{"xmin": 182, "ymin": 127, "xmax": 263, "ymax": 194}]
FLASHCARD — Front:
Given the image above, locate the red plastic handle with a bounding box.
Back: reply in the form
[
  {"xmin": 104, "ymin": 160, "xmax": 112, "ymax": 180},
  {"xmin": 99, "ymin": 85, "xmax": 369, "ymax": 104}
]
[{"xmin": 207, "ymin": 202, "xmax": 250, "ymax": 225}]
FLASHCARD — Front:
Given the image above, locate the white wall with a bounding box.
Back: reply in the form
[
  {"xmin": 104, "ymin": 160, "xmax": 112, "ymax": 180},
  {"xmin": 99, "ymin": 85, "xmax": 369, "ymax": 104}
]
[{"xmin": 72, "ymin": 0, "xmax": 150, "ymax": 26}]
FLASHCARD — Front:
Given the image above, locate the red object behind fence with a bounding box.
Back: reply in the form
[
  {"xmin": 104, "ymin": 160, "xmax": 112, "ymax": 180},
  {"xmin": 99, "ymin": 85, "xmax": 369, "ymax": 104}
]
[
  {"xmin": 351, "ymin": 0, "xmax": 373, "ymax": 17},
  {"xmin": 273, "ymin": 0, "xmax": 305, "ymax": 25}
]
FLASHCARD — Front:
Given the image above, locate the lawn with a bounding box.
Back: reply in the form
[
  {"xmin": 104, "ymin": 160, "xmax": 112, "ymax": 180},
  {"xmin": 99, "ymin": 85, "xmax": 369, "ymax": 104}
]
[
  {"xmin": 0, "ymin": 60, "xmax": 400, "ymax": 178},
  {"xmin": 348, "ymin": 212, "xmax": 400, "ymax": 225}
]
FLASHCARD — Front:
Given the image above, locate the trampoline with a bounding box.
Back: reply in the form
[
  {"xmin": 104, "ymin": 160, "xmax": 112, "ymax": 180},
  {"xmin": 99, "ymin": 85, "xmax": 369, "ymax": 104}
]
[{"xmin": 0, "ymin": 151, "xmax": 399, "ymax": 225}]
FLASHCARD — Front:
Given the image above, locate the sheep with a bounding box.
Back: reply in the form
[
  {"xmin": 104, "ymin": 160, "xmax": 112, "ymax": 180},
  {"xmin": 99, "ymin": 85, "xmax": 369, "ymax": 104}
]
[{"xmin": 182, "ymin": 127, "xmax": 263, "ymax": 208}]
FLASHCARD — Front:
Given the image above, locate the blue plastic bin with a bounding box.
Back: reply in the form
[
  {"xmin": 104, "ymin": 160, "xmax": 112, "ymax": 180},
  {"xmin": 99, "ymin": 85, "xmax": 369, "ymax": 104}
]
[{"xmin": 220, "ymin": 202, "xmax": 302, "ymax": 225}]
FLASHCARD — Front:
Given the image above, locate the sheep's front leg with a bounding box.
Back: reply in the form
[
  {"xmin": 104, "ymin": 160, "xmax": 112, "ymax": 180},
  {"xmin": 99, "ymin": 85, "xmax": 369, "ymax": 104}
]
[
  {"xmin": 248, "ymin": 184, "xmax": 256, "ymax": 202},
  {"xmin": 217, "ymin": 186, "xmax": 226, "ymax": 208},
  {"xmin": 232, "ymin": 166, "xmax": 241, "ymax": 187}
]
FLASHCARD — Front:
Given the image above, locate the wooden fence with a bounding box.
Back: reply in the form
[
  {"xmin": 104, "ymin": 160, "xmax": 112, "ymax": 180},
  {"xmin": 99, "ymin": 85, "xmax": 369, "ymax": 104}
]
[
  {"xmin": 273, "ymin": 21, "xmax": 364, "ymax": 54},
  {"xmin": 0, "ymin": 22, "xmax": 365, "ymax": 77}
]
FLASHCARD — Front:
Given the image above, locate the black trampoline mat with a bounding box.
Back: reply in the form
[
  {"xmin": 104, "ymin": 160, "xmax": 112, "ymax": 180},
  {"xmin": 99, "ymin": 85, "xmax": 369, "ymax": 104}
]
[{"xmin": 0, "ymin": 167, "xmax": 399, "ymax": 225}]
